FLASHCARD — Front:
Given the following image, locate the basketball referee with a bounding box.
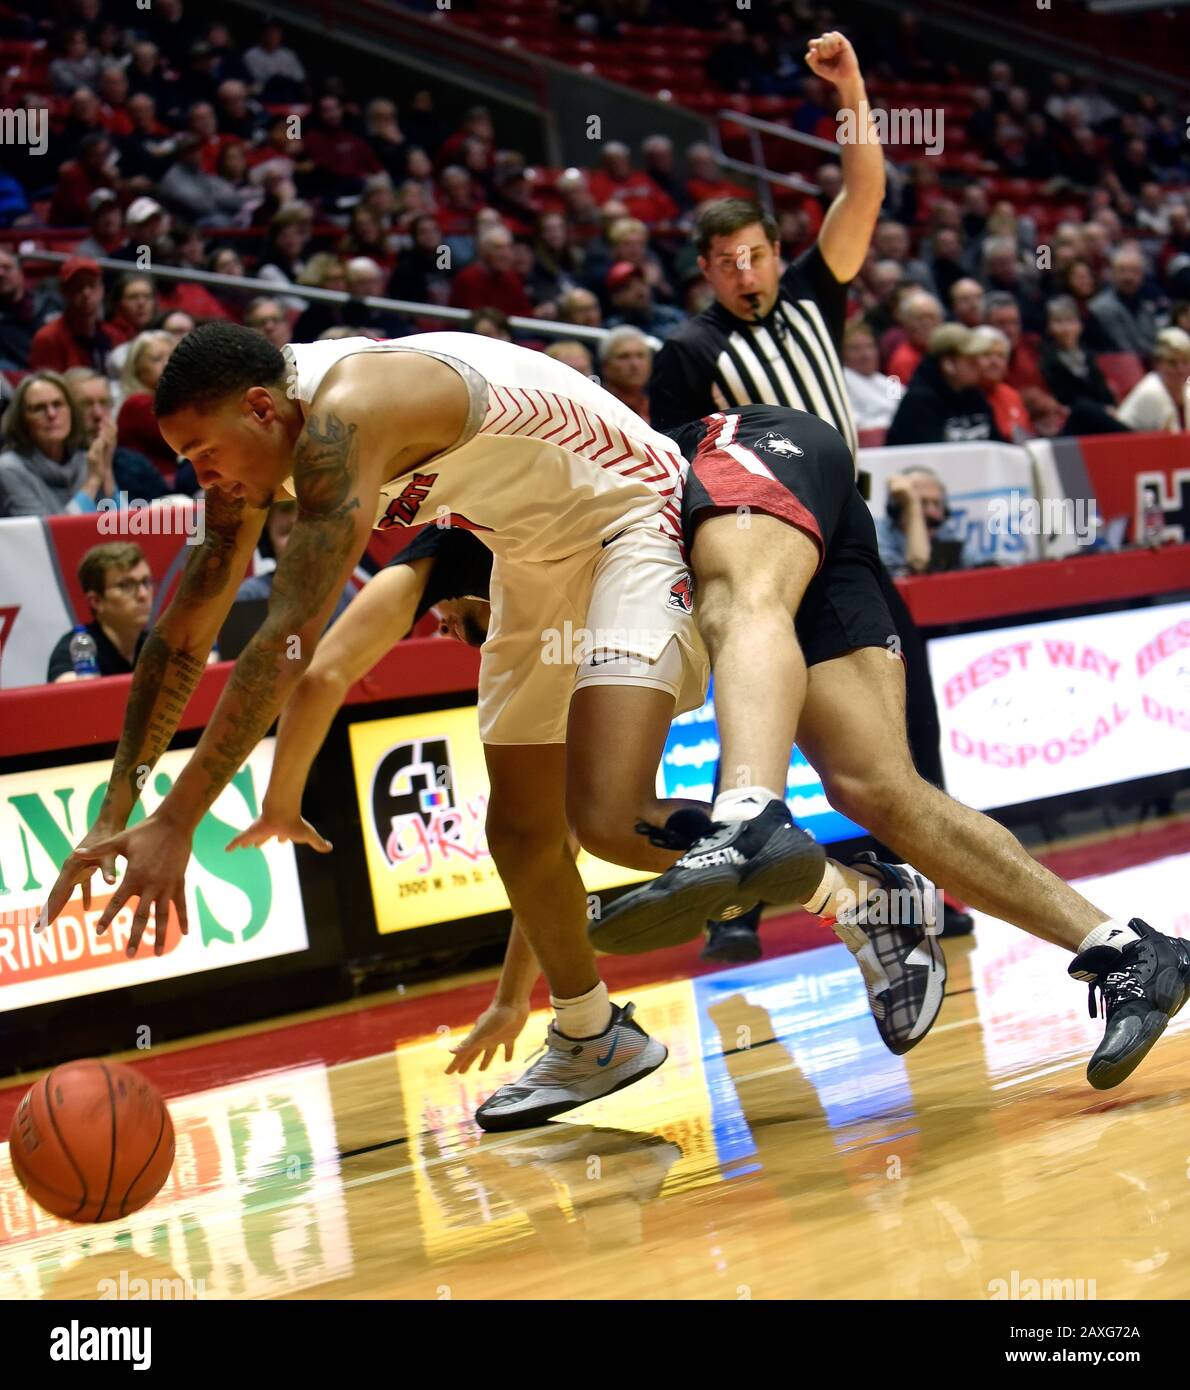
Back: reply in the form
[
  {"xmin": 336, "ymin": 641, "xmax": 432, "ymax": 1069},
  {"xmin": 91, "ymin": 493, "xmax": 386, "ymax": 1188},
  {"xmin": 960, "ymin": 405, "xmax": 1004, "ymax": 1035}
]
[{"xmin": 651, "ymin": 30, "xmax": 964, "ymax": 958}]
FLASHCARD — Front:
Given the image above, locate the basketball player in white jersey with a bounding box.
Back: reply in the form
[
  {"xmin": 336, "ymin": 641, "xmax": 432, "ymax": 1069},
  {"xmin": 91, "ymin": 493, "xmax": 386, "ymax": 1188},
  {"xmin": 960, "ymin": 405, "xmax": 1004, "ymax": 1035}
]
[{"xmin": 34, "ymin": 322, "xmax": 830, "ymax": 1129}]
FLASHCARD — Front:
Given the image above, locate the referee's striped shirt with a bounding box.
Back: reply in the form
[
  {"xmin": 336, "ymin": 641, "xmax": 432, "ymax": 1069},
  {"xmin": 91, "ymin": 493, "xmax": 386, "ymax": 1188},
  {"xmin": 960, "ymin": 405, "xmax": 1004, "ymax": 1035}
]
[{"xmin": 649, "ymin": 243, "xmax": 858, "ymax": 460}]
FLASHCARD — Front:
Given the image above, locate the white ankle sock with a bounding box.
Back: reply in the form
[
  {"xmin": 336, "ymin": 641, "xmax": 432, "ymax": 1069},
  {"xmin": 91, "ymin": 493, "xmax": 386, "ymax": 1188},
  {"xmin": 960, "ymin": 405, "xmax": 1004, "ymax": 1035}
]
[
  {"xmin": 551, "ymin": 980, "xmax": 612, "ymax": 1040},
  {"xmin": 1077, "ymin": 919, "xmax": 1140, "ymax": 954},
  {"xmin": 800, "ymin": 861, "xmax": 853, "ymax": 918},
  {"xmin": 712, "ymin": 786, "xmax": 783, "ymax": 824}
]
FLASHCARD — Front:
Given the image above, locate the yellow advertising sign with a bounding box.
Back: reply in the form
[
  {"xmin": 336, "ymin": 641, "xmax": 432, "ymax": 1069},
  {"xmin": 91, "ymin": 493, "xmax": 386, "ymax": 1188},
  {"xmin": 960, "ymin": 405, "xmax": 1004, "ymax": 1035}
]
[{"xmin": 349, "ymin": 707, "xmax": 650, "ymax": 933}]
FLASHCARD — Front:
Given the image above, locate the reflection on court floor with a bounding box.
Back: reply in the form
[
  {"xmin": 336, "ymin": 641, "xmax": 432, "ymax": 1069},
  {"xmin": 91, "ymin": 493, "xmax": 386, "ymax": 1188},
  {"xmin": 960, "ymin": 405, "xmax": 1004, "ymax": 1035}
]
[{"xmin": 3, "ymin": 850, "xmax": 1189, "ymax": 1300}]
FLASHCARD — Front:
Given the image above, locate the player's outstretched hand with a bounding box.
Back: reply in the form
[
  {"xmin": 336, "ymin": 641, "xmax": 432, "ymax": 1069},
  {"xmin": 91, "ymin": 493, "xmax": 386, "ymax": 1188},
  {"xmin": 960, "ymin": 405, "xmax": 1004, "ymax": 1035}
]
[
  {"xmin": 445, "ymin": 998, "xmax": 532, "ymax": 1075},
  {"xmin": 226, "ymin": 808, "xmax": 333, "ymax": 853},
  {"xmin": 805, "ymin": 30, "xmax": 860, "ymax": 86},
  {"xmin": 37, "ymin": 811, "xmax": 191, "ymax": 957}
]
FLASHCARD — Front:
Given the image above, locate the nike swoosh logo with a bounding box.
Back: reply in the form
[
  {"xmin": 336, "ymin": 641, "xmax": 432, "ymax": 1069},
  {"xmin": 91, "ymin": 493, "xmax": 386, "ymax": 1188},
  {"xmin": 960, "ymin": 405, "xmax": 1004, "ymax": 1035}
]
[{"xmin": 596, "ymin": 1035, "xmax": 619, "ymax": 1066}]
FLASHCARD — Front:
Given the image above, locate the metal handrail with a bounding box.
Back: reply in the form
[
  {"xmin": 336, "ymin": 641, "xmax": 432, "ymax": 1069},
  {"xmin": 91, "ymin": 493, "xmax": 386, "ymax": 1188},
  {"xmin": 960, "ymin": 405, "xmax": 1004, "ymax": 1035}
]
[
  {"xmin": 16, "ymin": 250, "xmax": 619, "ymax": 346},
  {"xmin": 714, "ymin": 107, "xmax": 897, "ymax": 214}
]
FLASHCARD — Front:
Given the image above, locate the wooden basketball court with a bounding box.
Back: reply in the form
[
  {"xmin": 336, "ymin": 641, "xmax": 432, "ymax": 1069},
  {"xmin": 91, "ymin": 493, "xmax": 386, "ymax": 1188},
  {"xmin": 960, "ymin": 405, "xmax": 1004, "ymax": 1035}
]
[{"xmin": 3, "ymin": 823, "xmax": 1189, "ymax": 1302}]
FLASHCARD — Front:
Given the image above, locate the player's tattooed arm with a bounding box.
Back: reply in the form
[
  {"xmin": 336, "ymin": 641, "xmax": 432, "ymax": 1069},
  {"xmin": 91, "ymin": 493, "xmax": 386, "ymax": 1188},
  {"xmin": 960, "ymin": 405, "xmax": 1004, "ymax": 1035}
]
[
  {"xmin": 159, "ymin": 404, "xmax": 379, "ymax": 827},
  {"xmin": 97, "ymin": 489, "xmax": 267, "ymax": 826}
]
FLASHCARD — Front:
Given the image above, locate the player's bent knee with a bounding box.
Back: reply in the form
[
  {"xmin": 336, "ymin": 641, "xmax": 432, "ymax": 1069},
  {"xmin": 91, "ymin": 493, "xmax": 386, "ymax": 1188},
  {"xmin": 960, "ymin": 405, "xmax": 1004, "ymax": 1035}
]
[
  {"xmin": 485, "ymin": 813, "xmax": 569, "ymax": 873},
  {"xmin": 823, "ymin": 768, "xmax": 922, "ymax": 837}
]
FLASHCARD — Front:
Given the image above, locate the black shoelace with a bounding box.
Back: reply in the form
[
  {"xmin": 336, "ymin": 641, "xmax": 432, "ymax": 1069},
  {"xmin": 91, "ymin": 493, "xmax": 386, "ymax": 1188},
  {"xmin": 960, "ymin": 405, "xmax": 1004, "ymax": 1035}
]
[{"xmin": 1087, "ymin": 969, "xmax": 1146, "ymax": 1019}]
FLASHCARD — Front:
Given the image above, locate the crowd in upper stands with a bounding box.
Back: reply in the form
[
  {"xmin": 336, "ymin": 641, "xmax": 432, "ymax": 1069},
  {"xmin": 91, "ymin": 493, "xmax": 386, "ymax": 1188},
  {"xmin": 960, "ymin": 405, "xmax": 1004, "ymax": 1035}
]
[{"xmin": 0, "ymin": 0, "xmax": 1188, "ymax": 521}]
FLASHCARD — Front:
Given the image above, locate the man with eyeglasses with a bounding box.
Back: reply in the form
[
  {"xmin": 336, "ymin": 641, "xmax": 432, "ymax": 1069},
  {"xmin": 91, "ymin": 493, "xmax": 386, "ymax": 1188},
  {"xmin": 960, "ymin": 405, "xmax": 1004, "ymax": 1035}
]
[
  {"xmin": 244, "ymin": 296, "xmax": 290, "ymax": 351},
  {"xmin": 47, "ymin": 542, "xmax": 155, "ymax": 682}
]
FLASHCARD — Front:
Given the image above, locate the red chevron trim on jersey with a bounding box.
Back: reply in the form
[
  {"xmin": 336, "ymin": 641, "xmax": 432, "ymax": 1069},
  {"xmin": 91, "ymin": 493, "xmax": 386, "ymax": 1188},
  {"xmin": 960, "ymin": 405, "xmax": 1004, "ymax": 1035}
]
[{"xmin": 479, "ymin": 389, "xmax": 685, "ymax": 509}]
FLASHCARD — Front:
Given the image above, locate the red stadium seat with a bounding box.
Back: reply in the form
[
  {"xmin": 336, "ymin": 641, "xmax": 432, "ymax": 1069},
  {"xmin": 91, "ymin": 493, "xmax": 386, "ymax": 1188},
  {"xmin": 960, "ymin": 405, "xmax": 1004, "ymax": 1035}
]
[{"xmin": 1097, "ymin": 353, "xmax": 1146, "ymax": 403}]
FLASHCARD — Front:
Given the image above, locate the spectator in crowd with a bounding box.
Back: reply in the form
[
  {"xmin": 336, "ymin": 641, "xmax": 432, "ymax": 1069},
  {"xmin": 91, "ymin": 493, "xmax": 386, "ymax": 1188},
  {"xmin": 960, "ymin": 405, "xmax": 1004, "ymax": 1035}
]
[
  {"xmin": 365, "ymin": 99, "xmax": 408, "ymax": 181},
  {"xmin": 949, "ymin": 276, "xmax": 985, "ymax": 330},
  {"xmin": 587, "ymin": 142, "xmax": 678, "ymax": 227},
  {"xmin": 1117, "ymin": 327, "xmax": 1190, "ymax": 432},
  {"xmin": 604, "ymin": 261, "xmax": 684, "ymax": 340},
  {"xmin": 970, "ymin": 325, "xmax": 1031, "ymax": 439},
  {"xmin": 984, "ymin": 291, "xmax": 1046, "ymax": 392},
  {"xmin": 159, "ymin": 133, "xmax": 247, "ymax": 225},
  {"xmin": 215, "ymin": 79, "xmax": 264, "ymax": 144},
  {"xmin": 63, "ymin": 366, "xmax": 178, "ymax": 502},
  {"xmin": 243, "ymin": 21, "xmax": 307, "ymax": 100},
  {"xmin": 684, "ymin": 142, "xmax": 752, "ymax": 206},
  {"xmin": 72, "ymin": 190, "xmax": 127, "ymax": 262},
  {"xmin": 304, "ymin": 93, "xmax": 383, "ymax": 201},
  {"xmin": 842, "ymin": 320, "xmax": 902, "ymax": 430},
  {"xmin": 244, "ymin": 296, "xmax": 290, "ymax": 351},
  {"xmin": 885, "ymin": 289, "xmax": 944, "ymax": 382},
  {"xmin": 46, "ymin": 543, "xmax": 154, "ymax": 682},
  {"xmin": 234, "ymin": 501, "xmax": 354, "ymax": 624},
  {"xmin": 1089, "ymin": 243, "xmax": 1159, "ymax": 357},
  {"xmin": 104, "ymin": 273, "xmax": 157, "ymax": 350},
  {"xmin": 0, "ymin": 248, "xmax": 52, "ymax": 370},
  {"xmin": 344, "ymin": 256, "xmax": 413, "ymax": 338},
  {"xmin": 871, "ymin": 218, "xmax": 935, "ymax": 290},
  {"xmin": 339, "ymin": 204, "xmax": 395, "ymax": 270},
  {"xmin": 125, "ymin": 40, "xmax": 173, "ymax": 112},
  {"xmin": 544, "ymin": 339, "xmax": 595, "ymax": 376},
  {"xmin": 467, "ymin": 307, "xmax": 512, "ymax": 341},
  {"xmin": 876, "ymin": 467, "xmax": 972, "ymax": 577},
  {"xmin": 388, "ymin": 214, "xmax": 453, "ymax": 309},
  {"xmin": 159, "ymin": 309, "xmax": 196, "ymax": 341},
  {"xmin": 0, "ymin": 371, "xmax": 113, "ymax": 516},
  {"xmin": 1039, "ymin": 295, "xmax": 1117, "ymax": 411},
  {"xmin": 641, "ymin": 134, "xmax": 681, "ymax": 211},
  {"xmin": 886, "ymin": 324, "xmax": 1004, "ymax": 447},
  {"xmin": 600, "ymin": 325, "xmax": 652, "ymax": 419},
  {"xmin": 980, "ymin": 234, "xmax": 1043, "ymax": 332},
  {"xmin": 257, "ymin": 202, "xmax": 314, "ymax": 311},
  {"xmin": 51, "ymin": 27, "xmax": 101, "ymax": 96},
  {"xmin": 112, "ymin": 198, "xmax": 173, "ymax": 267},
  {"xmin": 450, "ymin": 225, "xmax": 534, "ymax": 318},
  {"xmin": 49, "ymin": 131, "xmax": 118, "ymax": 226},
  {"xmin": 557, "ymin": 286, "xmax": 602, "ymax": 329},
  {"xmin": 116, "ymin": 329, "xmax": 178, "ymax": 481},
  {"xmin": 29, "ymin": 258, "xmax": 113, "ymax": 374},
  {"xmin": 858, "ymin": 258, "xmax": 906, "ymax": 340},
  {"xmin": 119, "ymin": 93, "xmax": 176, "ymax": 185},
  {"xmin": 292, "ymin": 254, "xmax": 349, "ymax": 341},
  {"xmin": 531, "ymin": 212, "xmax": 585, "ymax": 299}
]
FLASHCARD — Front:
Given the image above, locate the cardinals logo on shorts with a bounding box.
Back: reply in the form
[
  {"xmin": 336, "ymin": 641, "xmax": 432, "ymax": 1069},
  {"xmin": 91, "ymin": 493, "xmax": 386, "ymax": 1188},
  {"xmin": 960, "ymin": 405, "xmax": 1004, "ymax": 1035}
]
[
  {"xmin": 756, "ymin": 431, "xmax": 804, "ymax": 458},
  {"xmin": 667, "ymin": 573, "xmax": 694, "ymax": 613}
]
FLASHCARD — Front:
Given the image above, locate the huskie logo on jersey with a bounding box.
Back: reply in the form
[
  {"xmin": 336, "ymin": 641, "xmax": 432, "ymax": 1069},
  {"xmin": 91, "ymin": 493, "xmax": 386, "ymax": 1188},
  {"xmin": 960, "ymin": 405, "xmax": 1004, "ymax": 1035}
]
[
  {"xmin": 756, "ymin": 432, "xmax": 804, "ymax": 458},
  {"xmin": 377, "ymin": 472, "xmax": 438, "ymax": 529},
  {"xmin": 667, "ymin": 573, "xmax": 694, "ymax": 613}
]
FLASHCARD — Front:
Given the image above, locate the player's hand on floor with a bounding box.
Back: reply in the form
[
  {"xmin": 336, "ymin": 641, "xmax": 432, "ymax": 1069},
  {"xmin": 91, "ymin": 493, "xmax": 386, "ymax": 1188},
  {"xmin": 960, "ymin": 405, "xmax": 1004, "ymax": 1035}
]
[
  {"xmin": 445, "ymin": 999, "xmax": 531, "ymax": 1075},
  {"xmin": 226, "ymin": 809, "xmax": 333, "ymax": 853}
]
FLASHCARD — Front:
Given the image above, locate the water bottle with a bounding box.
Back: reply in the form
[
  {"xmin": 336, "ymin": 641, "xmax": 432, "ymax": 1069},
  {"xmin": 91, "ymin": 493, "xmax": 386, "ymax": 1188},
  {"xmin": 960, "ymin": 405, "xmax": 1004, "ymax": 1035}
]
[
  {"xmin": 1141, "ymin": 491, "xmax": 1164, "ymax": 547},
  {"xmin": 68, "ymin": 625, "xmax": 99, "ymax": 677}
]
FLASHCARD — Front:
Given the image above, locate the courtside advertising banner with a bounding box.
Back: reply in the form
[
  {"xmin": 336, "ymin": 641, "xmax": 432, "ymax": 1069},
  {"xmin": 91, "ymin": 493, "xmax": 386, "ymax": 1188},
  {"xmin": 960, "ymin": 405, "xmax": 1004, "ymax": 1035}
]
[
  {"xmin": 929, "ymin": 600, "xmax": 1190, "ymax": 811},
  {"xmin": 349, "ymin": 706, "xmax": 650, "ymax": 934},
  {"xmin": 861, "ymin": 440, "xmax": 1042, "ymax": 566},
  {"xmin": 0, "ymin": 739, "xmax": 309, "ymax": 1011}
]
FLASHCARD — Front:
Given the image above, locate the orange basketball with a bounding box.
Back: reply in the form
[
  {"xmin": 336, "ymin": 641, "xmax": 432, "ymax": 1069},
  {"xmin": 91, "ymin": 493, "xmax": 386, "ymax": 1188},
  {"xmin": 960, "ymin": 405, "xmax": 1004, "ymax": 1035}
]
[{"xmin": 7, "ymin": 1060, "xmax": 175, "ymax": 1224}]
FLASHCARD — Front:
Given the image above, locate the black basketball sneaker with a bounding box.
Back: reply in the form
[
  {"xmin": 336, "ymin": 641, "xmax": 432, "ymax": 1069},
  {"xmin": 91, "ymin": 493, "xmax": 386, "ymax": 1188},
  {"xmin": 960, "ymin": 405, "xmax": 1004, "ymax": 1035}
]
[
  {"xmin": 1068, "ymin": 919, "xmax": 1190, "ymax": 1089},
  {"xmin": 701, "ymin": 903, "xmax": 764, "ymax": 964},
  {"xmin": 832, "ymin": 852, "xmax": 946, "ymax": 1055},
  {"xmin": 588, "ymin": 801, "xmax": 825, "ymax": 955}
]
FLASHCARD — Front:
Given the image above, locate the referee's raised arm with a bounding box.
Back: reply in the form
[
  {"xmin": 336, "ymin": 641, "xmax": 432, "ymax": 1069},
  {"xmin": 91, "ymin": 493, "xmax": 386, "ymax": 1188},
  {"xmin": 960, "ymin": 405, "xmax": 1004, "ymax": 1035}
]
[{"xmin": 810, "ymin": 31, "xmax": 886, "ymax": 284}]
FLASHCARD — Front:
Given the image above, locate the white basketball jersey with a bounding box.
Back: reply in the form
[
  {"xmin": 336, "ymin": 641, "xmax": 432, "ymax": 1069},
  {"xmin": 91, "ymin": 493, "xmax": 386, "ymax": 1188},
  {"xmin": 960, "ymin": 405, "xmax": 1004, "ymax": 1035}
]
[{"xmin": 282, "ymin": 333, "xmax": 686, "ymax": 561}]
